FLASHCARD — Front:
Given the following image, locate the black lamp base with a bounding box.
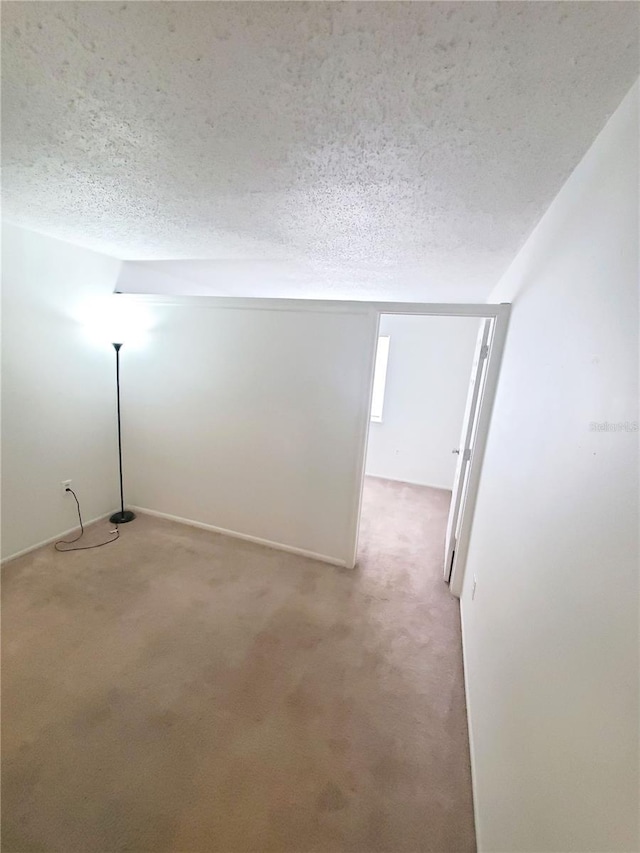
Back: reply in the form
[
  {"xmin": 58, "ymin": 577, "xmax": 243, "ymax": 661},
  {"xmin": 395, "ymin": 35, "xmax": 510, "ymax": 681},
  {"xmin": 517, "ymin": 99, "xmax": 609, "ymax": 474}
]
[{"xmin": 110, "ymin": 510, "xmax": 136, "ymax": 524}]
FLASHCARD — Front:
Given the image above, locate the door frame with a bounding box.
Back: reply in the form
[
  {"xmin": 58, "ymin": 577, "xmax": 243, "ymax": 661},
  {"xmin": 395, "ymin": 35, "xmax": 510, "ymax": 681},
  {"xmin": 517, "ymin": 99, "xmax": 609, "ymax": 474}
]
[
  {"xmin": 351, "ymin": 301, "xmax": 511, "ymax": 598},
  {"xmin": 443, "ymin": 318, "xmax": 492, "ymax": 585}
]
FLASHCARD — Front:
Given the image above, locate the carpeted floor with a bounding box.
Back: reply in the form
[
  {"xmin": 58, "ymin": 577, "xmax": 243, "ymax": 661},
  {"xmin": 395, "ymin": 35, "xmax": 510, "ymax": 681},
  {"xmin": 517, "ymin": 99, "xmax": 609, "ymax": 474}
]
[{"xmin": 2, "ymin": 476, "xmax": 475, "ymax": 852}]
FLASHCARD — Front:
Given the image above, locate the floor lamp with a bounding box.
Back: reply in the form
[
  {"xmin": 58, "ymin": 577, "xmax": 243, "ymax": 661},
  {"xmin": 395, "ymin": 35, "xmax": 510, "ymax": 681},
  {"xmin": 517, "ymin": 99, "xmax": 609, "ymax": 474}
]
[{"xmin": 109, "ymin": 342, "xmax": 135, "ymax": 524}]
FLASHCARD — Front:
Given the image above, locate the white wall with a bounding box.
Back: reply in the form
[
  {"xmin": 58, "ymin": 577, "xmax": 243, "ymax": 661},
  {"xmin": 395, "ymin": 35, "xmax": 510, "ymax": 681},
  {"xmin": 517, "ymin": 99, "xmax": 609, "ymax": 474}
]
[
  {"xmin": 462, "ymin": 83, "xmax": 639, "ymax": 851},
  {"xmin": 1, "ymin": 225, "xmax": 121, "ymax": 559},
  {"xmin": 123, "ymin": 303, "xmax": 376, "ymax": 566},
  {"xmin": 365, "ymin": 314, "xmax": 480, "ymax": 490}
]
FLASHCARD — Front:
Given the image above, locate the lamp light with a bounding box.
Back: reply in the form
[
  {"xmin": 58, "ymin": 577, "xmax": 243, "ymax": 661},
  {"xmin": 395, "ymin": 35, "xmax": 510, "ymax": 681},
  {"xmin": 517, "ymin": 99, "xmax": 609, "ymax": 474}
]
[{"xmin": 81, "ymin": 293, "xmax": 152, "ymax": 350}]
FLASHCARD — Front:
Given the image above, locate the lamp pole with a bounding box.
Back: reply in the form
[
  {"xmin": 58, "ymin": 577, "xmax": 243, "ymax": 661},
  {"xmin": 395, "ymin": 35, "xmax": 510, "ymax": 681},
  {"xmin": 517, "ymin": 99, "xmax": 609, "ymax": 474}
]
[{"xmin": 109, "ymin": 342, "xmax": 135, "ymax": 524}]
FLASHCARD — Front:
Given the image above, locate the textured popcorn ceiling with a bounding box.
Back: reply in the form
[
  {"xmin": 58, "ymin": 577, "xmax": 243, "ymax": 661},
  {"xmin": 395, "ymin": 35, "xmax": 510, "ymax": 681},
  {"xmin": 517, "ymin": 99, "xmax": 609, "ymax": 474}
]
[{"xmin": 2, "ymin": 2, "xmax": 638, "ymax": 300}]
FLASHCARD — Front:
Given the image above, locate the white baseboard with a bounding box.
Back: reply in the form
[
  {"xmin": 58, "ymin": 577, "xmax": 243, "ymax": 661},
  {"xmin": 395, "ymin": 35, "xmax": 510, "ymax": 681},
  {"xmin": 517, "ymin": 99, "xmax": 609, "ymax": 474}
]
[
  {"xmin": 1, "ymin": 511, "xmax": 115, "ymax": 565},
  {"xmin": 460, "ymin": 601, "xmax": 482, "ymax": 850},
  {"xmin": 128, "ymin": 506, "xmax": 348, "ymax": 568}
]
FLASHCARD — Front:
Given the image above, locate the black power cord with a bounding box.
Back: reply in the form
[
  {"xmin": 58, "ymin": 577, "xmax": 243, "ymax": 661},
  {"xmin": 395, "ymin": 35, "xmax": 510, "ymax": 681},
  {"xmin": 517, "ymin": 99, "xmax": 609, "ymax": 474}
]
[{"xmin": 55, "ymin": 487, "xmax": 120, "ymax": 552}]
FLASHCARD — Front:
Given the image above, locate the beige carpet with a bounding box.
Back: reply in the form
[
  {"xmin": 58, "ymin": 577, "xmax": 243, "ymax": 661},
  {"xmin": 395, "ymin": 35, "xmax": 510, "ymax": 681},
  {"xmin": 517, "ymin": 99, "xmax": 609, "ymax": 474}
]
[{"xmin": 2, "ymin": 476, "xmax": 476, "ymax": 852}]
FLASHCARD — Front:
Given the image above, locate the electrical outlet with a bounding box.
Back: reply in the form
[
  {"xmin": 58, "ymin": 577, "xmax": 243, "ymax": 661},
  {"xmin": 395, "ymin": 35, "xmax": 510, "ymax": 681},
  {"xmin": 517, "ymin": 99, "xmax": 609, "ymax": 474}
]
[{"xmin": 61, "ymin": 479, "xmax": 72, "ymax": 495}]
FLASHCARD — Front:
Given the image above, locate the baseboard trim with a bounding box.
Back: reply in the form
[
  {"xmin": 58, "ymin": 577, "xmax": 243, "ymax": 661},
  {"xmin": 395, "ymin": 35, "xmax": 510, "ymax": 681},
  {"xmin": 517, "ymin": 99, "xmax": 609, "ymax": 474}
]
[
  {"xmin": 1, "ymin": 511, "xmax": 115, "ymax": 565},
  {"xmin": 128, "ymin": 506, "xmax": 348, "ymax": 568},
  {"xmin": 460, "ymin": 601, "xmax": 482, "ymax": 850}
]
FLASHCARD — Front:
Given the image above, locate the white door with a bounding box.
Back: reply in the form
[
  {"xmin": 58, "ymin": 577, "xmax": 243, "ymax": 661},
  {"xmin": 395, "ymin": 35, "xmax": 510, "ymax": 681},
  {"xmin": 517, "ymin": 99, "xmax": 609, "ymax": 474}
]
[{"xmin": 444, "ymin": 319, "xmax": 492, "ymax": 582}]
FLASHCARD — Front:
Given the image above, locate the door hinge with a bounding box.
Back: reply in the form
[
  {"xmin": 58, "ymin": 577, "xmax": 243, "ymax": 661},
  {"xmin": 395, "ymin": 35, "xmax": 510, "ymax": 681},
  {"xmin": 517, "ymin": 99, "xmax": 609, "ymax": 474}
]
[
  {"xmin": 462, "ymin": 448, "xmax": 472, "ymax": 462},
  {"xmin": 480, "ymin": 344, "xmax": 489, "ymax": 360}
]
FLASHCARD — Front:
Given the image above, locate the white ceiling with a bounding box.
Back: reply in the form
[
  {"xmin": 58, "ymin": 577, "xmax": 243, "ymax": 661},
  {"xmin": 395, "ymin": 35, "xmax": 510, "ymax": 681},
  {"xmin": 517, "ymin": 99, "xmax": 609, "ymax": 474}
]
[{"xmin": 2, "ymin": 2, "xmax": 638, "ymax": 301}]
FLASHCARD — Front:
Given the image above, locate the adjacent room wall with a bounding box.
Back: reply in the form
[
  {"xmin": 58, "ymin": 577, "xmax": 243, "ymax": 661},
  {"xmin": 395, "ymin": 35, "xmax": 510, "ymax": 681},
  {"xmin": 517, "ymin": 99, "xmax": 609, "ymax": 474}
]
[
  {"xmin": 365, "ymin": 314, "xmax": 480, "ymax": 490},
  {"xmin": 461, "ymin": 83, "xmax": 639, "ymax": 851},
  {"xmin": 123, "ymin": 302, "xmax": 377, "ymax": 566},
  {"xmin": 1, "ymin": 225, "xmax": 122, "ymax": 559}
]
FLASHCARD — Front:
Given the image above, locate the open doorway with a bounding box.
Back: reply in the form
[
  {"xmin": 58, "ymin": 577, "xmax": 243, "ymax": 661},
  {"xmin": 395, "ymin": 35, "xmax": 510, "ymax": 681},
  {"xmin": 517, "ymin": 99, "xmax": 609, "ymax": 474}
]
[
  {"xmin": 351, "ymin": 303, "xmax": 510, "ymax": 597},
  {"xmin": 366, "ymin": 314, "xmax": 480, "ymax": 490}
]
